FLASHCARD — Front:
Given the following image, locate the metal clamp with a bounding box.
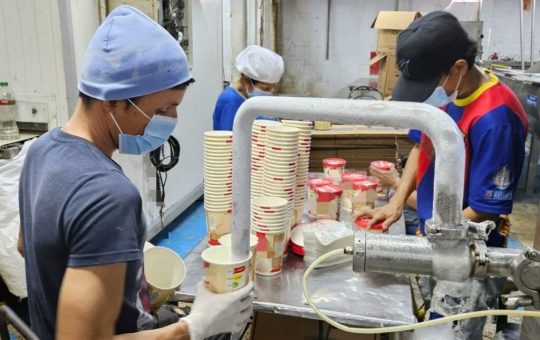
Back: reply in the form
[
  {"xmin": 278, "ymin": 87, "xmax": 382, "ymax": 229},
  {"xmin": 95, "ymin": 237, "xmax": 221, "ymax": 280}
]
[
  {"xmin": 466, "ymin": 220, "xmax": 496, "ymax": 241},
  {"xmin": 511, "ymin": 248, "xmax": 540, "ymax": 309},
  {"xmin": 501, "ymin": 291, "xmax": 534, "ymax": 310},
  {"xmin": 350, "ymin": 231, "xmax": 366, "ymax": 273},
  {"xmin": 472, "ymin": 240, "xmax": 489, "ymax": 278},
  {"xmin": 425, "ymin": 219, "xmax": 467, "ymax": 242},
  {"xmin": 426, "ymin": 219, "xmax": 496, "ymax": 243}
]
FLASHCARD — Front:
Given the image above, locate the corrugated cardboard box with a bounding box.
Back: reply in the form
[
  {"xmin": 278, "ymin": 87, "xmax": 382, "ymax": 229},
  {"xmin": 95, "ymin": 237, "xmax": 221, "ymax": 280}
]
[
  {"xmin": 371, "ymin": 11, "xmax": 422, "ymax": 54},
  {"xmin": 370, "ymin": 11, "xmax": 422, "ymax": 97}
]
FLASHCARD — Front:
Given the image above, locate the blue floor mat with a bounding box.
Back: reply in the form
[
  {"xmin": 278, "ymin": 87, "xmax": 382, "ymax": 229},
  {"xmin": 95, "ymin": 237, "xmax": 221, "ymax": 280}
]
[{"xmin": 151, "ymin": 200, "xmax": 206, "ymax": 258}]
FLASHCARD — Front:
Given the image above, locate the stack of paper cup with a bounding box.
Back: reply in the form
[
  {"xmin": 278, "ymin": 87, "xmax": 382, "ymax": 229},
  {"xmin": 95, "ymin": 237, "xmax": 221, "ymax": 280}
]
[
  {"xmin": 204, "ymin": 131, "xmax": 233, "ymax": 245},
  {"xmin": 251, "ymin": 120, "xmax": 283, "ymax": 198},
  {"xmin": 262, "ymin": 125, "xmax": 300, "ymax": 245},
  {"xmin": 251, "ymin": 197, "xmax": 289, "ymax": 276},
  {"xmin": 282, "ymin": 120, "xmax": 313, "ymax": 225}
]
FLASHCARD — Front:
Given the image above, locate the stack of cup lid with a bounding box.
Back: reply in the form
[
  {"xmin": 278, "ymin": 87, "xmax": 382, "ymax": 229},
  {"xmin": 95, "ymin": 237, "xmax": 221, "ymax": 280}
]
[
  {"xmin": 322, "ymin": 158, "xmax": 347, "ymax": 185},
  {"xmin": 282, "ymin": 120, "xmax": 313, "ymax": 226},
  {"xmin": 203, "ymin": 131, "xmax": 233, "ymax": 245},
  {"xmin": 262, "ymin": 125, "xmax": 300, "ymax": 231},
  {"xmin": 251, "ymin": 120, "xmax": 283, "ymax": 198},
  {"xmin": 251, "ymin": 196, "xmax": 289, "ymax": 276}
]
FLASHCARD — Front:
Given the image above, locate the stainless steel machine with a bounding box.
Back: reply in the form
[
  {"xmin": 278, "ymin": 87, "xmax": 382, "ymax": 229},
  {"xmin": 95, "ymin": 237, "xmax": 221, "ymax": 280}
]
[{"xmin": 229, "ymin": 97, "xmax": 540, "ymax": 312}]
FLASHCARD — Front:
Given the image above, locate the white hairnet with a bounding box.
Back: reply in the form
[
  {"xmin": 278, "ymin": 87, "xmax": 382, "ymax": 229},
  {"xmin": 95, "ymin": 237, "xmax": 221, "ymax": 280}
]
[{"xmin": 235, "ymin": 45, "xmax": 284, "ymax": 84}]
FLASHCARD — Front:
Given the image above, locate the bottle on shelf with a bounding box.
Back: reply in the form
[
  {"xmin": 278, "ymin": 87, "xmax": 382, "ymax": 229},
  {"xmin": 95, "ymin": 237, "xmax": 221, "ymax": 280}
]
[{"xmin": 0, "ymin": 81, "xmax": 19, "ymax": 140}]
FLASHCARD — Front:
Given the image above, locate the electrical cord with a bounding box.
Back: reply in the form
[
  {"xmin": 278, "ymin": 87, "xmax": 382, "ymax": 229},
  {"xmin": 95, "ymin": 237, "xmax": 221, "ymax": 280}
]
[
  {"xmin": 303, "ymin": 249, "xmax": 540, "ymax": 334},
  {"xmin": 150, "ymin": 136, "xmax": 180, "ymax": 228}
]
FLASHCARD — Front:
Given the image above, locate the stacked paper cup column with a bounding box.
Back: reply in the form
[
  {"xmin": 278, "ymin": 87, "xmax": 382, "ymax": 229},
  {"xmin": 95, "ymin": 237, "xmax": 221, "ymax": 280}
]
[
  {"xmin": 251, "ymin": 120, "xmax": 283, "ymax": 198},
  {"xmin": 261, "ymin": 125, "xmax": 300, "ymax": 253},
  {"xmin": 251, "ymin": 197, "xmax": 289, "ymax": 276},
  {"xmin": 203, "ymin": 131, "xmax": 233, "ymax": 245},
  {"xmin": 282, "ymin": 120, "xmax": 313, "ymax": 226}
]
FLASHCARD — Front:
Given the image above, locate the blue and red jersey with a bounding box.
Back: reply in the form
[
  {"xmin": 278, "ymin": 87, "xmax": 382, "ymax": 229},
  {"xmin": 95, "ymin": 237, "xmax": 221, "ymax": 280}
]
[{"xmin": 409, "ymin": 71, "xmax": 528, "ymax": 245}]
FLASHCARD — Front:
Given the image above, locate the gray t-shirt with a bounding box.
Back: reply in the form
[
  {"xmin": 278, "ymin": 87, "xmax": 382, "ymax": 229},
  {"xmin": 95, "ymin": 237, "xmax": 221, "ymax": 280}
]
[{"xmin": 19, "ymin": 128, "xmax": 154, "ymax": 339}]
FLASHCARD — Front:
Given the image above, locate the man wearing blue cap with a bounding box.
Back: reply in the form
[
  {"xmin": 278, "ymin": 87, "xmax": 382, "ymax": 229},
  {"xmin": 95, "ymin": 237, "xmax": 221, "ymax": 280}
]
[
  {"xmin": 364, "ymin": 11, "xmax": 528, "ymax": 339},
  {"xmin": 18, "ymin": 6, "xmax": 253, "ymax": 339}
]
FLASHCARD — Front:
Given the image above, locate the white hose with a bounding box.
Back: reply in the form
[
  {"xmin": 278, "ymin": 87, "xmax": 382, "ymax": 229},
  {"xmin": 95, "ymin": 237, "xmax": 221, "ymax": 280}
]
[{"xmin": 302, "ymin": 249, "xmax": 540, "ymax": 334}]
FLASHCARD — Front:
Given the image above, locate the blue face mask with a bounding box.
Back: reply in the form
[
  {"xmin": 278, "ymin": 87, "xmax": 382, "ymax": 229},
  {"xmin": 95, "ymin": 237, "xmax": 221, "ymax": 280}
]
[
  {"xmin": 424, "ymin": 74, "xmax": 461, "ymax": 107},
  {"xmin": 110, "ymin": 99, "xmax": 178, "ymax": 155},
  {"xmin": 248, "ymin": 79, "xmax": 272, "ymax": 97}
]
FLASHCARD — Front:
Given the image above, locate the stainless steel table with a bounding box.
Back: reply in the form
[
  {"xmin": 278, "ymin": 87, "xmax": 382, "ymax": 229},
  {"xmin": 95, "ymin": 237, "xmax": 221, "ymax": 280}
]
[{"xmin": 176, "ymin": 201, "xmax": 416, "ymax": 328}]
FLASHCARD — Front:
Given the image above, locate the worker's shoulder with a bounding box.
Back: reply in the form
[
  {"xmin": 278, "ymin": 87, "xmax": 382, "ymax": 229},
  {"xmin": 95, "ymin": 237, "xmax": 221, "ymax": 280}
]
[
  {"xmin": 217, "ymin": 86, "xmax": 244, "ymax": 103},
  {"xmin": 79, "ymin": 169, "xmax": 139, "ymax": 201}
]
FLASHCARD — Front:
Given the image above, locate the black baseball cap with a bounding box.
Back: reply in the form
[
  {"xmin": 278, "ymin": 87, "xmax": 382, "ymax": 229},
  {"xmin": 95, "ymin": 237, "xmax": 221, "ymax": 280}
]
[{"xmin": 392, "ymin": 11, "xmax": 474, "ymax": 102}]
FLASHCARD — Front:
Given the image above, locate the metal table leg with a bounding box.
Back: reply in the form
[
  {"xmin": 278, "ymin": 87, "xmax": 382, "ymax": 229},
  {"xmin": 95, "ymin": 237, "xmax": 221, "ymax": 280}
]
[{"xmin": 526, "ymin": 133, "xmax": 540, "ymax": 194}]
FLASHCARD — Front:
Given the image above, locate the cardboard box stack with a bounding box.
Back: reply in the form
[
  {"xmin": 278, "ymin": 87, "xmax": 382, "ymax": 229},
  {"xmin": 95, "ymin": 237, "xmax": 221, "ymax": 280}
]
[{"xmin": 370, "ymin": 11, "xmax": 422, "ymax": 97}]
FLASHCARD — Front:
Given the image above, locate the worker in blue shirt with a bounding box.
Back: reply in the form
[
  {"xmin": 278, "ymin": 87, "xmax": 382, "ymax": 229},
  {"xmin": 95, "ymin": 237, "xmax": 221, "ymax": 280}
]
[
  {"xmin": 363, "ymin": 12, "xmax": 527, "ymax": 340},
  {"xmin": 213, "ymin": 45, "xmax": 285, "ymax": 130}
]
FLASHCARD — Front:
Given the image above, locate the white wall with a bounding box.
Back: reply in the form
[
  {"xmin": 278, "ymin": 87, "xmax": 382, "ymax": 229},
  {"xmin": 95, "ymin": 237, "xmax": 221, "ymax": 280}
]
[
  {"xmin": 279, "ymin": 0, "xmax": 540, "ymax": 98},
  {"xmin": 0, "ymin": 0, "xmax": 70, "ymax": 127},
  {"xmin": 279, "ymin": 0, "xmax": 398, "ymax": 98}
]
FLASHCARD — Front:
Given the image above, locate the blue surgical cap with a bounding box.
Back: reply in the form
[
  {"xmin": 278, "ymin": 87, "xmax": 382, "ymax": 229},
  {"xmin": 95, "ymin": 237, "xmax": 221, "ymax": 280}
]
[{"xmin": 78, "ymin": 5, "xmax": 191, "ymax": 100}]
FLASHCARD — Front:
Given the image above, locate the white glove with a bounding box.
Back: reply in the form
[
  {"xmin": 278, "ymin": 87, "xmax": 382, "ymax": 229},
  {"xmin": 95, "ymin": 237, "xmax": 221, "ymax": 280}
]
[{"xmin": 183, "ymin": 281, "xmax": 254, "ymax": 340}]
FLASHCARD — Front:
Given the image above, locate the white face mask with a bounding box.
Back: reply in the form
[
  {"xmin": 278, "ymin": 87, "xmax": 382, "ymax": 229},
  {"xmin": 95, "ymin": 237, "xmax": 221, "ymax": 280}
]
[
  {"xmin": 424, "ymin": 74, "xmax": 462, "ymax": 107},
  {"xmin": 248, "ymin": 79, "xmax": 272, "ymax": 97}
]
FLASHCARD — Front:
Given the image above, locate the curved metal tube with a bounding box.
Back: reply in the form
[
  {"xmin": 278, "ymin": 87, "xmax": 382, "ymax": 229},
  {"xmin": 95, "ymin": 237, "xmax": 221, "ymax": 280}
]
[{"xmin": 230, "ymin": 97, "xmax": 465, "ymax": 260}]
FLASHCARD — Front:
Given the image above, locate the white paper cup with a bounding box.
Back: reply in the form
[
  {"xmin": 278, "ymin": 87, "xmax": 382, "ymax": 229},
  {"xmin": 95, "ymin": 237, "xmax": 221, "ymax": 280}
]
[
  {"xmin": 204, "ymin": 130, "xmax": 233, "ymax": 138},
  {"xmin": 251, "ymin": 229, "xmax": 287, "ymax": 276},
  {"xmin": 205, "ymin": 203, "xmax": 232, "ymax": 211},
  {"xmin": 252, "ymin": 196, "xmax": 288, "ymax": 209},
  {"xmin": 201, "ymin": 245, "xmax": 251, "ymax": 293},
  {"xmin": 144, "ymin": 246, "xmax": 186, "ymax": 311},
  {"xmin": 253, "ymin": 120, "xmax": 282, "ymax": 128},
  {"xmin": 267, "ymin": 125, "xmax": 299, "ymax": 134},
  {"xmin": 218, "ymin": 233, "xmax": 258, "ymax": 280}
]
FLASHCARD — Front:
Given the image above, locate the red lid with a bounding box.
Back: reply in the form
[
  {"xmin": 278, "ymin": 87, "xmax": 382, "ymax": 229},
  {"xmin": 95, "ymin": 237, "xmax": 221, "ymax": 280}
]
[
  {"xmin": 307, "ymin": 177, "xmax": 333, "ymax": 189},
  {"xmin": 315, "ymin": 184, "xmax": 343, "ymax": 202},
  {"xmin": 342, "ymin": 172, "xmax": 368, "ymax": 184},
  {"xmin": 290, "ymin": 242, "xmax": 304, "ymax": 256},
  {"xmin": 352, "ymin": 180, "xmax": 378, "ymax": 191},
  {"xmin": 370, "ymin": 160, "xmax": 393, "ymax": 171},
  {"xmin": 355, "ymin": 216, "xmax": 384, "ymax": 231},
  {"xmin": 322, "ymin": 158, "xmax": 347, "ymax": 169}
]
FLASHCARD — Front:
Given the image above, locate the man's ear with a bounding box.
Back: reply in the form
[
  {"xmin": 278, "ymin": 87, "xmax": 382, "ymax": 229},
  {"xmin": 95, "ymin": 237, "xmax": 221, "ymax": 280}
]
[{"xmin": 453, "ymin": 59, "xmax": 469, "ymax": 78}]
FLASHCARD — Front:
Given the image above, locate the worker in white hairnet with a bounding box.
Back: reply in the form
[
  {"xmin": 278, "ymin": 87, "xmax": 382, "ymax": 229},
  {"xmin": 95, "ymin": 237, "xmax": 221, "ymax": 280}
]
[
  {"xmin": 18, "ymin": 5, "xmax": 253, "ymax": 339},
  {"xmin": 212, "ymin": 45, "xmax": 285, "ymax": 130}
]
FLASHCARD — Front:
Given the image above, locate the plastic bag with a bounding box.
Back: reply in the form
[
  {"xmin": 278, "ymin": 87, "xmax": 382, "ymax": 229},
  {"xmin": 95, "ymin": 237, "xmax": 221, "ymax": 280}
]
[
  {"xmin": 302, "ymin": 219, "xmax": 353, "ymax": 268},
  {"xmin": 0, "ymin": 138, "xmax": 35, "ymax": 297}
]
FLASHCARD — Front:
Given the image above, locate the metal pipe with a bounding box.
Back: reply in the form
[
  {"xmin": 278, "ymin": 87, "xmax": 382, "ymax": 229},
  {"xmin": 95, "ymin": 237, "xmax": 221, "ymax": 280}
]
[
  {"xmin": 486, "ymin": 247, "xmax": 522, "ymax": 277},
  {"xmin": 363, "ymin": 232, "xmax": 434, "ymax": 276},
  {"xmin": 535, "ymin": 202, "xmax": 540, "ymax": 251},
  {"xmin": 231, "ymin": 97, "xmax": 465, "ymax": 260},
  {"xmin": 531, "ymin": 0, "xmax": 537, "ymax": 67},
  {"xmin": 325, "ymin": 0, "xmax": 331, "ymax": 60},
  {"xmin": 350, "ymin": 231, "xmax": 522, "ymax": 281},
  {"xmin": 521, "ymin": 0, "xmax": 526, "ymax": 70}
]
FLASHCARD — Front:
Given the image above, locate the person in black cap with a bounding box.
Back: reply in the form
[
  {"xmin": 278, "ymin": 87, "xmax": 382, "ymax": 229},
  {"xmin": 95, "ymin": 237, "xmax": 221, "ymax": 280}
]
[{"xmin": 362, "ymin": 11, "xmax": 528, "ymax": 339}]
